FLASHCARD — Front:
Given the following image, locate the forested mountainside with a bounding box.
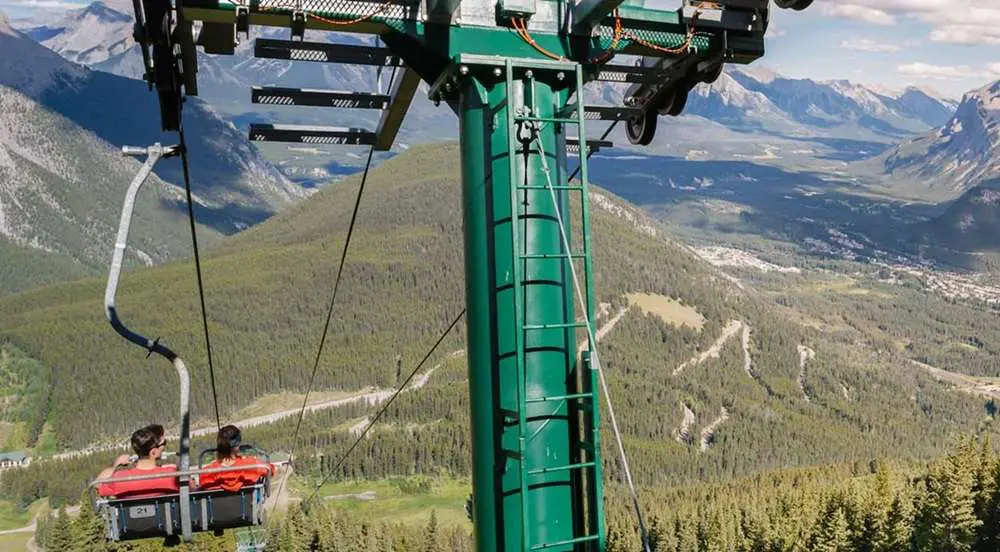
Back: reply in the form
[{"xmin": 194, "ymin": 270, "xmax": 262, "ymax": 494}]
[
  {"xmin": 0, "ymin": 86, "xmax": 221, "ymax": 295},
  {"xmin": 0, "ymin": 144, "xmax": 994, "ymax": 496}
]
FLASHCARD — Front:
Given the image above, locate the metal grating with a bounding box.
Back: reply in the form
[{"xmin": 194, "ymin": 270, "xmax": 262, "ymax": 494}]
[
  {"xmin": 247, "ymin": 0, "xmax": 418, "ymax": 23},
  {"xmin": 251, "ymin": 87, "xmax": 390, "ymax": 108},
  {"xmin": 248, "ymin": 124, "xmax": 376, "ymax": 145},
  {"xmin": 254, "ymin": 39, "xmax": 403, "ymax": 65},
  {"xmin": 566, "ymin": 138, "xmax": 613, "ymax": 154}
]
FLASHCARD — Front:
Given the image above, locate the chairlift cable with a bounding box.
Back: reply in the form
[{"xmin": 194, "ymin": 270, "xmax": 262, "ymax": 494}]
[
  {"xmin": 304, "ymin": 308, "xmax": 466, "ymax": 505},
  {"xmin": 177, "ymin": 97, "xmax": 222, "ymax": 433},
  {"xmin": 268, "ymin": 55, "xmax": 400, "ymax": 528}
]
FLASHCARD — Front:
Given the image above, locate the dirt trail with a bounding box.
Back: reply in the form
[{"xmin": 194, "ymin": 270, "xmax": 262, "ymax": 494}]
[
  {"xmin": 265, "ymin": 465, "xmax": 293, "ymax": 513},
  {"xmin": 909, "ymin": 359, "xmax": 1000, "ymax": 400},
  {"xmin": 349, "ymin": 417, "xmax": 370, "ymax": 437},
  {"xmin": 741, "ymin": 325, "xmax": 755, "ymax": 380},
  {"xmin": 52, "ymin": 364, "xmax": 445, "ymax": 462},
  {"xmin": 797, "ymin": 345, "xmax": 816, "ymax": 403},
  {"xmin": 0, "ymin": 505, "xmax": 80, "ymax": 537},
  {"xmin": 673, "ymin": 320, "xmax": 743, "ymax": 376},
  {"xmin": 676, "ymin": 404, "xmax": 695, "ymax": 444},
  {"xmin": 699, "ymin": 407, "xmax": 729, "ymax": 452}
]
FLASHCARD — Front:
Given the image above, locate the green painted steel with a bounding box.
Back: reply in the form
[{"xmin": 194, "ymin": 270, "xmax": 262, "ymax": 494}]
[{"xmin": 456, "ymin": 57, "xmax": 603, "ymax": 552}]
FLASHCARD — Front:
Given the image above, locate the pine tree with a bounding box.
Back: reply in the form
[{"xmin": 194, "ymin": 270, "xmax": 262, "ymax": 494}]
[
  {"xmin": 606, "ymin": 525, "xmax": 629, "ymax": 552},
  {"xmin": 811, "ymin": 496, "xmax": 850, "ymax": 552},
  {"xmin": 74, "ymin": 489, "xmax": 108, "ymax": 551},
  {"xmin": 423, "ymin": 510, "xmax": 441, "ymax": 552},
  {"xmin": 695, "ymin": 514, "xmax": 722, "ymax": 552},
  {"xmin": 35, "ymin": 508, "xmax": 53, "ymax": 550},
  {"xmin": 47, "ymin": 506, "xmax": 75, "ymax": 552},
  {"xmin": 884, "ymin": 494, "xmax": 913, "ymax": 552},
  {"xmin": 921, "ymin": 447, "xmax": 983, "ymax": 552},
  {"xmin": 648, "ymin": 515, "xmax": 670, "ymax": 552}
]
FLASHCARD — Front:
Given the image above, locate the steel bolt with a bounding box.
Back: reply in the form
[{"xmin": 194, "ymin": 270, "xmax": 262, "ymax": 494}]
[
  {"xmin": 557, "ymin": 72, "xmax": 565, "ymax": 81},
  {"xmin": 460, "ymin": 65, "xmax": 469, "ymax": 76},
  {"xmin": 525, "ymin": 70, "xmax": 534, "ymax": 79},
  {"xmin": 493, "ymin": 67, "xmax": 502, "ymax": 77}
]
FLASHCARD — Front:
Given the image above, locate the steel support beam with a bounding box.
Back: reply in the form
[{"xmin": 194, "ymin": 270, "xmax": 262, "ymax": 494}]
[
  {"xmin": 375, "ymin": 66, "xmax": 421, "ymax": 151},
  {"xmin": 251, "ymin": 87, "xmax": 390, "ymax": 108},
  {"xmin": 573, "ymin": 0, "xmax": 629, "ymax": 33},
  {"xmin": 248, "ymin": 124, "xmax": 376, "ymax": 145},
  {"xmin": 254, "ymin": 38, "xmax": 403, "ymax": 66}
]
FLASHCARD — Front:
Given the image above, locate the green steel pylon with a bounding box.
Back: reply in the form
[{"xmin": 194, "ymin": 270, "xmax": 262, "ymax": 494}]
[{"xmin": 437, "ymin": 55, "xmax": 603, "ymax": 552}]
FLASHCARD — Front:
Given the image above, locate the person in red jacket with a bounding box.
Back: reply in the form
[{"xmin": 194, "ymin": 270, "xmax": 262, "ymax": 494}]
[
  {"xmin": 97, "ymin": 424, "xmax": 178, "ymax": 498},
  {"xmin": 198, "ymin": 425, "xmax": 273, "ymax": 492}
]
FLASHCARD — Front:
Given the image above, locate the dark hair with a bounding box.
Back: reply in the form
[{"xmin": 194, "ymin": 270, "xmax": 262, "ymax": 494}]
[
  {"xmin": 144, "ymin": 424, "xmax": 164, "ymax": 439},
  {"xmin": 130, "ymin": 427, "xmax": 159, "ymax": 457},
  {"xmin": 216, "ymin": 425, "xmax": 241, "ymax": 460}
]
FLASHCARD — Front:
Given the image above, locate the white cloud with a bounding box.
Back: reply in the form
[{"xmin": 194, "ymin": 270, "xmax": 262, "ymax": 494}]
[
  {"xmin": 897, "ymin": 62, "xmax": 993, "ymax": 81},
  {"xmin": 989, "ymin": 63, "xmax": 1000, "ymax": 76},
  {"xmin": 814, "ymin": 0, "xmax": 1000, "ymax": 46},
  {"xmin": 819, "ymin": 4, "xmax": 895, "ymax": 25},
  {"xmin": 840, "ymin": 38, "xmax": 903, "ymax": 52}
]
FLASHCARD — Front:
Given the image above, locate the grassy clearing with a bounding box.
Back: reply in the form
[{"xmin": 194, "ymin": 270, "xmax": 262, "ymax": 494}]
[
  {"xmin": 0, "ymin": 532, "xmax": 31, "ymax": 552},
  {"xmin": 0, "ymin": 498, "xmax": 46, "ymax": 532},
  {"xmin": 302, "ymin": 476, "xmax": 471, "ymax": 529},
  {"xmin": 626, "ymin": 292, "xmax": 705, "ymax": 330}
]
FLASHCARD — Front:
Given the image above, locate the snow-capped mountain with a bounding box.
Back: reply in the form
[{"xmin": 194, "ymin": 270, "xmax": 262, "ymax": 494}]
[
  {"xmin": 0, "ymin": 9, "xmax": 309, "ymax": 292},
  {"xmin": 882, "ymin": 80, "xmax": 1000, "ymax": 194},
  {"xmin": 21, "ymin": 1, "xmax": 956, "ymax": 147},
  {"xmin": 2, "ymin": 10, "xmax": 304, "ymax": 224},
  {"xmin": 722, "ymin": 68, "xmax": 956, "ymax": 139}
]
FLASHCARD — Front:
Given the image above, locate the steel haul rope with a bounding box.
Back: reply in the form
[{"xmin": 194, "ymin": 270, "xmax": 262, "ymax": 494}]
[
  {"xmin": 175, "ymin": 84, "xmax": 223, "ymax": 433},
  {"xmin": 304, "ymin": 308, "xmax": 466, "ymax": 505}
]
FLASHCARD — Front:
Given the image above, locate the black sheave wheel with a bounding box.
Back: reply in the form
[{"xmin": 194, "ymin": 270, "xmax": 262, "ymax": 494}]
[{"xmin": 626, "ymin": 110, "xmax": 657, "ymax": 146}]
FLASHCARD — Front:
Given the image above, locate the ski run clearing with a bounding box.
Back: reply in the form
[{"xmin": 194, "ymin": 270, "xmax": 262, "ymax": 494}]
[
  {"xmin": 673, "ymin": 320, "xmax": 744, "ymax": 376},
  {"xmin": 798, "ymin": 345, "xmax": 816, "ymax": 402},
  {"xmin": 700, "ymin": 407, "xmax": 729, "ymax": 452},
  {"xmin": 676, "ymin": 404, "xmax": 696, "ymax": 444}
]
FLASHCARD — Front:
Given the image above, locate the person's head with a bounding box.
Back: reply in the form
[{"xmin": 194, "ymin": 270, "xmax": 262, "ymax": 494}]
[
  {"xmin": 216, "ymin": 425, "xmax": 241, "ymax": 460},
  {"xmin": 144, "ymin": 424, "xmax": 164, "ymax": 441},
  {"xmin": 130, "ymin": 426, "xmax": 167, "ymax": 460}
]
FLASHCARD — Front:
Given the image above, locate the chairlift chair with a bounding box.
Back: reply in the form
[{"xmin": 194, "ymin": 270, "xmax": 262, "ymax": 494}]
[{"xmin": 93, "ymin": 143, "xmax": 276, "ymax": 543}]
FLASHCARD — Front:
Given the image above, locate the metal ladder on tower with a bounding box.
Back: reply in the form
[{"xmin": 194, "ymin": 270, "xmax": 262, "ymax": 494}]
[{"xmin": 503, "ymin": 58, "xmax": 605, "ymax": 552}]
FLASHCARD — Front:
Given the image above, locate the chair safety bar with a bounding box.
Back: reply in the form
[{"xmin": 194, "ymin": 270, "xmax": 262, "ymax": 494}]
[
  {"xmin": 89, "ymin": 463, "xmax": 273, "ymax": 489},
  {"xmin": 105, "ymin": 143, "xmax": 195, "ymax": 541}
]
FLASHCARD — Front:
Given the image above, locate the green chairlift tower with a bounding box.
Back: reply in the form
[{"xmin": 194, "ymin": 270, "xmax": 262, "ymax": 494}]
[{"xmin": 125, "ymin": 0, "xmax": 812, "ymax": 549}]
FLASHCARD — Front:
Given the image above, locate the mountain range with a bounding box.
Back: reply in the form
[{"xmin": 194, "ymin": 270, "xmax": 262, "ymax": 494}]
[
  {"xmin": 0, "ymin": 9, "xmax": 310, "ymax": 294},
  {"xmin": 17, "ymin": 2, "xmax": 958, "ymax": 146},
  {"xmin": 882, "ymin": 80, "xmax": 1000, "ymax": 196}
]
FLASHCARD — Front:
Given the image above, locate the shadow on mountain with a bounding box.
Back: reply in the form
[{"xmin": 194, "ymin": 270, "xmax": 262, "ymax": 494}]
[
  {"xmin": 589, "ymin": 153, "xmax": 948, "ymax": 263},
  {"xmin": 158, "ymin": 198, "xmax": 273, "ymax": 236},
  {"xmin": 797, "ymin": 137, "xmax": 893, "ymax": 162},
  {"xmin": 38, "ymin": 70, "xmax": 273, "ymax": 210}
]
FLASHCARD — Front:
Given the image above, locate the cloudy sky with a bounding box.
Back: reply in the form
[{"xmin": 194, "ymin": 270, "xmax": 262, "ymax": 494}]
[
  {"xmin": 3, "ymin": 0, "xmax": 998, "ymax": 97},
  {"xmin": 765, "ymin": 0, "xmax": 999, "ymax": 97}
]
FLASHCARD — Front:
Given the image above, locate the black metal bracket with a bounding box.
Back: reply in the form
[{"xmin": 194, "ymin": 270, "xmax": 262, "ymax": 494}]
[{"xmin": 291, "ymin": 11, "xmax": 307, "ymax": 40}]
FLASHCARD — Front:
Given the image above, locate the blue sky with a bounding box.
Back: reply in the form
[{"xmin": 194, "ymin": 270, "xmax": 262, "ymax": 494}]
[{"xmin": 4, "ymin": 0, "xmax": 998, "ymax": 97}]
